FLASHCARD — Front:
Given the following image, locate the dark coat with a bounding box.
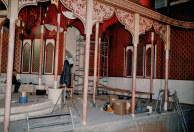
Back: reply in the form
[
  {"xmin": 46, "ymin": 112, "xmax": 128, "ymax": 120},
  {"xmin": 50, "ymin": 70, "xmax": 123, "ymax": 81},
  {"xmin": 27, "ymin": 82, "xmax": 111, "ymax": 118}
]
[
  {"xmin": 60, "ymin": 60, "xmax": 71, "ymax": 86},
  {"xmin": 12, "ymin": 75, "xmax": 17, "ymax": 84}
]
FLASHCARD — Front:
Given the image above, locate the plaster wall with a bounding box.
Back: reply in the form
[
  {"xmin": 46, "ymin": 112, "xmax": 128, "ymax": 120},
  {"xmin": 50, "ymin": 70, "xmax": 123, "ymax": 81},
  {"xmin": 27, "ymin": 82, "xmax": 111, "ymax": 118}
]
[
  {"xmin": 66, "ymin": 26, "xmax": 81, "ymax": 73},
  {"xmin": 107, "ymin": 77, "xmax": 194, "ymax": 105},
  {"xmin": 0, "ymin": 73, "xmax": 193, "ymax": 104}
]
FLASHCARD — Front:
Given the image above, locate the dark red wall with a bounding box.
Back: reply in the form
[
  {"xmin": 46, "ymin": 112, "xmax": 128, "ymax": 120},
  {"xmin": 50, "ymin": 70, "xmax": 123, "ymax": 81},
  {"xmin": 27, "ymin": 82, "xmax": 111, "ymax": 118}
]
[
  {"xmin": 102, "ymin": 23, "xmax": 132, "ymax": 77},
  {"xmin": 1, "ymin": 31, "xmax": 9, "ymax": 73},
  {"xmin": 169, "ymin": 27, "xmax": 194, "ymax": 80}
]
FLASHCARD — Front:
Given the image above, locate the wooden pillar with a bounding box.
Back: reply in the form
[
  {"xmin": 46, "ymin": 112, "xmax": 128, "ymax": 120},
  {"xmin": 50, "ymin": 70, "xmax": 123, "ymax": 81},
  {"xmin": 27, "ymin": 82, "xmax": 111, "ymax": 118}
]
[
  {"xmin": 0, "ymin": 27, "xmax": 3, "ymax": 76},
  {"xmin": 150, "ymin": 32, "xmax": 154, "ymax": 103},
  {"xmin": 54, "ymin": 13, "xmax": 61, "ymax": 89},
  {"xmin": 4, "ymin": 1, "xmax": 18, "ymax": 131},
  {"xmin": 92, "ymin": 22, "xmax": 99, "ymax": 106},
  {"xmin": 82, "ymin": 34, "xmax": 91, "ymax": 125},
  {"xmin": 131, "ymin": 44, "xmax": 137, "ymax": 116},
  {"xmin": 97, "ymin": 38, "xmax": 101, "ymax": 87},
  {"xmin": 38, "ymin": 25, "xmax": 44, "ymax": 85},
  {"xmin": 63, "ymin": 31, "xmax": 67, "ymax": 64},
  {"xmin": 164, "ymin": 25, "xmax": 170, "ymax": 111},
  {"xmin": 82, "ymin": 0, "xmax": 93, "ymax": 125},
  {"xmin": 131, "ymin": 13, "xmax": 139, "ymax": 117},
  {"xmin": 4, "ymin": 18, "xmax": 16, "ymax": 132}
]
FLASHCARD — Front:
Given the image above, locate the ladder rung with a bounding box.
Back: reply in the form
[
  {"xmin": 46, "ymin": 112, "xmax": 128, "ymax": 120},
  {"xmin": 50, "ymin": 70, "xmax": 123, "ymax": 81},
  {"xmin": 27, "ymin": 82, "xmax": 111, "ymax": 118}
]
[{"xmin": 30, "ymin": 121, "xmax": 72, "ymax": 129}]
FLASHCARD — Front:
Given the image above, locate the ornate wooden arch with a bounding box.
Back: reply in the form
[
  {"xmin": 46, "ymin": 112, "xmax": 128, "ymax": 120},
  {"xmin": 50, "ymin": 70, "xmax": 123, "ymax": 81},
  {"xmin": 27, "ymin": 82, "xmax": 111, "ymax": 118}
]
[
  {"xmin": 1, "ymin": 0, "xmax": 8, "ymax": 10},
  {"xmin": 60, "ymin": 0, "xmax": 168, "ymax": 43}
]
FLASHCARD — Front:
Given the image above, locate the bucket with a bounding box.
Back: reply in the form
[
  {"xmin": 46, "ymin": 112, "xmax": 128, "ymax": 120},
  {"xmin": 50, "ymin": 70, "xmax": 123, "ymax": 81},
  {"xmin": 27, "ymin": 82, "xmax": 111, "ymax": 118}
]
[
  {"xmin": 135, "ymin": 105, "xmax": 142, "ymax": 112},
  {"xmin": 19, "ymin": 96, "xmax": 27, "ymax": 104},
  {"xmin": 22, "ymin": 90, "xmax": 27, "ymax": 97}
]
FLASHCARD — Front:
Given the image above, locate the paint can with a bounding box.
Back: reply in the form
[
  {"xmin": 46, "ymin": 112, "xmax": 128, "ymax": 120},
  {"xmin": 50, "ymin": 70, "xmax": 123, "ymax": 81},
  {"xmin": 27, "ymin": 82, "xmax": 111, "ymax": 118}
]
[
  {"xmin": 135, "ymin": 105, "xmax": 142, "ymax": 112},
  {"xmin": 19, "ymin": 96, "xmax": 27, "ymax": 104},
  {"xmin": 22, "ymin": 90, "xmax": 27, "ymax": 97},
  {"xmin": 146, "ymin": 106, "xmax": 152, "ymax": 113}
]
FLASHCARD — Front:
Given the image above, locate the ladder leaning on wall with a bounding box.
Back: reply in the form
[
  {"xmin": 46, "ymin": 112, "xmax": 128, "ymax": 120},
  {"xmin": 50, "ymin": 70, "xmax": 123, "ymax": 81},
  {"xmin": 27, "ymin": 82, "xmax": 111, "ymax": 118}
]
[
  {"xmin": 74, "ymin": 36, "xmax": 109, "ymax": 94},
  {"xmin": 171, "ymin": 91, "xmax": 189, "ymax": 132}
]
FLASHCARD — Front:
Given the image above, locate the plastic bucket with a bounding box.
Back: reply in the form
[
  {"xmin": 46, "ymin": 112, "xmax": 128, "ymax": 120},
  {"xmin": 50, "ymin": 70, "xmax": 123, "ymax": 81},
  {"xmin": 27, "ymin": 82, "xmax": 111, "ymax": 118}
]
[
  {"xmin": 19, "ymin": 96, "xmax": 27, "ymax": 104},
  {"xmin": 135, "ymin": 105, "xmax": 142, "ymax": 112}
]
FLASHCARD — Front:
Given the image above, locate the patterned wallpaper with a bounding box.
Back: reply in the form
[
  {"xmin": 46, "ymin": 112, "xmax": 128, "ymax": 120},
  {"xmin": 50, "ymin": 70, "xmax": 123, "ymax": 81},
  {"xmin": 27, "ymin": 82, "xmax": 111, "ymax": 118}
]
[
  {"xmin": 169, "ymin": 28, "xmax": 194, "ymax": 80},
  {"xmin": 1, "ymin": 31, "xmax": 9, "ymax": 73},
  {"xmin": 14, "ymin": 29, "xmax": 22, "ymax": 72},
  {"xmin": 58, "ymin": 31, "xmax": 64, "ymax": 75}
]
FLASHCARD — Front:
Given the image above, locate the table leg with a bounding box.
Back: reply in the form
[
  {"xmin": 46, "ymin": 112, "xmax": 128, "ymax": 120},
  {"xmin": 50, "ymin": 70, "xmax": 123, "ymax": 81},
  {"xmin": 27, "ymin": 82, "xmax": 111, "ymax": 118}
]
[{"xmin": 70, "ymin": 89, "xmax": 72, "ymax": 104}]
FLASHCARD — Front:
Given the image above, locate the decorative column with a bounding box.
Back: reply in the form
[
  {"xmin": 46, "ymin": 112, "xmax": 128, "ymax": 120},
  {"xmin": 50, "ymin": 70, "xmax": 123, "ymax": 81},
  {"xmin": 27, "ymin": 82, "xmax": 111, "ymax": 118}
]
[
  {"xmin": 4, "ymin": 18, "xmax": 16, "ymax": 132},
  {"xmin": 164, "ymin": 25, "xmax": 170, "ymax": 111},
  {"xmin": 82, "ymin": 0, "xmax": 93, "ymax": 125},
  {"xmin": 92, "ymin": 22, "xmax": 99, "ymax": 107},
  {"xmin": 38, "ymin": 25, "xmax": 44, "ymax": 85},
  {"xmin": 131, "ymin": 13, "xmax": 139, "ymax": 117},
  {"xmin": 54, "ymin": 13, "xmax": 61, "ymax": 89},
  {"xmin": 63, "ymin": 31, "xmax": 67, "ymax": 63},
  {"xmin": 0, "ymin": 27, "xmax": 3, "ymax": 76},
  {"xmin": 150, "ymin": 32, "xmax": 154, "ymax": 103},
  {"xmin": 4, "ymin": 1, "xmax": 18, "ymax": 131},
  {"xmin": 97, "ymin": 38, "xmax": 101, "ymax": 87}
]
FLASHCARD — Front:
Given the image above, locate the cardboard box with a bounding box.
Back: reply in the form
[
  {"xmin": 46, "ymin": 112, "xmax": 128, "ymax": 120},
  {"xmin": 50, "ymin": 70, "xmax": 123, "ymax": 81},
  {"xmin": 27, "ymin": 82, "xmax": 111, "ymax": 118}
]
[
  {"xmin": 114, "ymin": 99, "xmax": 126, "ymax": 116},
  {"xmin": 109, "ymin": 95, "xmax": 117, "ymax": 106},
  {"xmin": 124, "ymin": 99, "xmax": 132, "ymax": 114}
]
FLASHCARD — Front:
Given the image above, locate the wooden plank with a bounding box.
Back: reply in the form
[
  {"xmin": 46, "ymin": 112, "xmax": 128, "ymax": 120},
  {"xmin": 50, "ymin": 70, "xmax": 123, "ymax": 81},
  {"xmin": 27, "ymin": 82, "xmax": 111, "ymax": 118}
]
[{"xmin": 89, "ymin": 85, "xmax": 154, "ymax": 95}]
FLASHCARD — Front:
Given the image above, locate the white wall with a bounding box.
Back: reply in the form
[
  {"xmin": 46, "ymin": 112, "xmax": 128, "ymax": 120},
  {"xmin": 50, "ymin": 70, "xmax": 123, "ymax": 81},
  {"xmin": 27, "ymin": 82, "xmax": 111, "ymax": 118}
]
[
  {"xmin": 107, "ymin": 77, "xmax": 194, "ymax": 105},
  {"xmin": 66, "ymin": 26, "xmax": 81, "ymax": 73},
  {"xmin": 1, "ymin": 72, "xmax": 193, "ymax": 104}
]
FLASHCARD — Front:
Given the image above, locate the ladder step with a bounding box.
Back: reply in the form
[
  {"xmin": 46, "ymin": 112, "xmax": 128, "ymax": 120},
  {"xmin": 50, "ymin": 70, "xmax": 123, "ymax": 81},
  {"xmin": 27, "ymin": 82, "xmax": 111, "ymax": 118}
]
[
  {"xmin": 74, "ymin": 83, "xmax": 84, "ymax": 86},
  {"xmin": 30, "ymin": 121, "xmax": 72, "ymax": 129}
]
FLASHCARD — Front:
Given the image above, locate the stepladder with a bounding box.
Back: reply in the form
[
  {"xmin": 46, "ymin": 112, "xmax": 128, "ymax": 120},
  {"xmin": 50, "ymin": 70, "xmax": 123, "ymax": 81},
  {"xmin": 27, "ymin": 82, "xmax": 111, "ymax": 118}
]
[
  {"xmin": 171, "ymin": 91, "xmax": 189, "ymax": 132},
  {"xmin": 26, "ymin": 109, "xmax": 74, "ymax": 132}
]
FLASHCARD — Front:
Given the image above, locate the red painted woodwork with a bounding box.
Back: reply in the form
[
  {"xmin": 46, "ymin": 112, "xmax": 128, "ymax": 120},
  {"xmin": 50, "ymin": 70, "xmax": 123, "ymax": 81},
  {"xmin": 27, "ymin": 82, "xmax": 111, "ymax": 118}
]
[
  {"xmin": 44, "ymin": 5, "xmax": 58, "ymax": 27},
  {"xmin": 139, "ymin": 0, "xmax": 152, "ymax": 8},
  {"xmin": 71, "ymin": 19, "xmax": 85, "ymax": 36},
  {"xmin": 102, "ymin": 13, "xmax": 118, "ymax": 33}
]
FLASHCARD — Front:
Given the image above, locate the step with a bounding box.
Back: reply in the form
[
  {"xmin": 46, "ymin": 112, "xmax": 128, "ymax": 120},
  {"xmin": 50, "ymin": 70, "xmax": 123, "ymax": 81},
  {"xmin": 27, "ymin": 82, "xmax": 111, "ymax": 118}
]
[
  {"xmin": 0, "ymin": 98, "xmax": 53, "ymax": 115},
  {"xmin": 0, "ymin": 94, "xmax": 5, "ymax": 99},
  {"xmin": 0, "ymin": 105, "xmax": 59, "ymax": 122}
]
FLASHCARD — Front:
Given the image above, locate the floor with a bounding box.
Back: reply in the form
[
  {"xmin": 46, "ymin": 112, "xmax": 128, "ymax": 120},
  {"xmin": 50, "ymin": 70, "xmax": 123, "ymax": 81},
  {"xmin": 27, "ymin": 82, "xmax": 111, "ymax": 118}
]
[{"xmin": 0, "ymin": 92, "xmax": 193, "ymax": 132}]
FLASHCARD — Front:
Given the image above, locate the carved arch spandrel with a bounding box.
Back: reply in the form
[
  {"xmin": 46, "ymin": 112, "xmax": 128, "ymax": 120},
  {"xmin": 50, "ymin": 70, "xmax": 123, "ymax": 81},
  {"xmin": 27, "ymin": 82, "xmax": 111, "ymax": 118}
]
[
  {"xmin": 153, "ymin": 22, "xmax": 167, "ymax": 43},
  {"xmin": 92, "ymin": 1, "xmax": 115, "ymax": 25},
  {"xmin": 60, "ymin": 0, "xmax": 115, "ymax": 27},
  {"xmin": 60, "ymin": 0, "xmax": 86, "ymax": 27},
  {"xmin": 139, "ymin": 16, "xmax": 153, "ymax": 35},
  {"xmin": 1, "ymin": 0, "xmax": 8, "ymax": 10},
  {"xmin": 116, "ymin": 9, "xmax": 135, "ymax": 36},
  {"xmin": 18, "ymin": 0, "xmax": 39, "ymax": 12}
]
